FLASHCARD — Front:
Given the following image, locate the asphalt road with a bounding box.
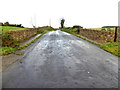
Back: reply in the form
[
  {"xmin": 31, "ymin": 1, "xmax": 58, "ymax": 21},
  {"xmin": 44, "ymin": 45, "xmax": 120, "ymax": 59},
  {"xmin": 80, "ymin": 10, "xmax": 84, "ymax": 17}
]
[{"xmin": 3, "ymin": 30, "xmax": 118, "ymax": 88}]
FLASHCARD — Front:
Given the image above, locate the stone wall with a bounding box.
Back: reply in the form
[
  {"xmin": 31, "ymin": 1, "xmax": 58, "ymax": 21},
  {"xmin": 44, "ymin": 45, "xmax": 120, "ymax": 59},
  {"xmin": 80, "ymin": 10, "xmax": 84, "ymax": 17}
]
[
  {"xmin": 7, "ymin": 28, "xmax": 37, "ymax": 41},
  {"xmin": 80, "ymin": 29, "xmax": 118, "ymax": 43}
]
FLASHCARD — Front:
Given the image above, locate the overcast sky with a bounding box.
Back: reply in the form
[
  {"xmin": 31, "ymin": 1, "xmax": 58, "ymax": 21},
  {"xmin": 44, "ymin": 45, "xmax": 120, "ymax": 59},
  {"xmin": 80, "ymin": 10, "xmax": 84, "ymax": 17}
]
[{"xmin": 0, "ymin": 0, "xmax": 119, "ymax": 28}]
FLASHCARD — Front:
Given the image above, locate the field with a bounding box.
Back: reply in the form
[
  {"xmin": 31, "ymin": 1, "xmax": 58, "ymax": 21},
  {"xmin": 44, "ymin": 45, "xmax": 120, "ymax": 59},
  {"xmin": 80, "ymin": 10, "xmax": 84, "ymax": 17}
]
[
  {"xmin": 87, "ymin": 28, "xmax": 115, "ymax": 31},
  {"xmin": 0, "ymin": 26, "xmax": 26, "ymax": 34}
]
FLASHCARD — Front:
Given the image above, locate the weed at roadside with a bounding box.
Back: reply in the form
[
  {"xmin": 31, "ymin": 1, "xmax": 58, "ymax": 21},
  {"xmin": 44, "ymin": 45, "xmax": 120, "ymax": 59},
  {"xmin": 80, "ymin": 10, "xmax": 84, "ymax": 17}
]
[{"xmin": 0, "ymin": 47, "xmax": 15, "ymax": 55}]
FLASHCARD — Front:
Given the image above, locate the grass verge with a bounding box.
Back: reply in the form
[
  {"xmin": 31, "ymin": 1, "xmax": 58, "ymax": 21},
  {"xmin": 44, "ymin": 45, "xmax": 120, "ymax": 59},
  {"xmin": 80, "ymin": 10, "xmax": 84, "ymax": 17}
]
[
  {"xmin": 100, "ymin": 43, "xmax": 119, "ymax": 56},
  {"xmin": 17, "ymin": 30, "xmax": 52, "ymax": 50},
  {"xmin": 61, "ymin": 29, "xmax": 120, "ymax": 56},
  {"xmin": 1, "ymin": 30, "xmax": 53, "ymax": 55},
  {"xmin": 0, "ymin": 47, "xmax": 15, "ymax": 55},
  {"xmin": 77, "ymin": 35, "xmax": 119, "ymax": 56},
  {"xmin": 17, "ymin": 34, "xmax": 43, "ymax": 50}
]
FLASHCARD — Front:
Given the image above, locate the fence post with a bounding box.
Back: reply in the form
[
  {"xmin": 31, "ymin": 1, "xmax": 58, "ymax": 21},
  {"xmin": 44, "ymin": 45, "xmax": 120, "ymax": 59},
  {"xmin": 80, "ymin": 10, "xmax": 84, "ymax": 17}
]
[{"xmin": 114, "ymin": 27, "xmax": 118, "ymax": 42}]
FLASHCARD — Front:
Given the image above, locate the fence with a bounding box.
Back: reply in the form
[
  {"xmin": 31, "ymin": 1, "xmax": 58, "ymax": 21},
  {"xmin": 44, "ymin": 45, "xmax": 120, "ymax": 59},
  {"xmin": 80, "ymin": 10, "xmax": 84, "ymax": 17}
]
[{"xmin": 80, "ymin": 29, "xmax": 118, "ymax": 43}]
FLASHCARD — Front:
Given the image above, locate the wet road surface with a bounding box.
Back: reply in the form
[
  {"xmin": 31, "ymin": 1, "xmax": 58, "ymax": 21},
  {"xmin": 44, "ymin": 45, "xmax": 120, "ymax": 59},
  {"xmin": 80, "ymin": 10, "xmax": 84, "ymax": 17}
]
[{"xmin": 3, "ymin": 30, "xmax": 118, "ymax": 88}]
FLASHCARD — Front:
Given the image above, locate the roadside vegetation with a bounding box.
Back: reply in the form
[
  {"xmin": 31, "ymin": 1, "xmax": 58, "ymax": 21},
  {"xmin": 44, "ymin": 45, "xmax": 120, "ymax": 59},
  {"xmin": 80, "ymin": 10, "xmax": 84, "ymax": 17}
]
[
  {"xmin": 17, "ymin": 29, "xmax": 54, "ymax": 50},
  {"xmin": 61, "ymin": 27, "xmax": 120, "ymax": 56},
  {"xmin": 100, "ymin": 43, "xmax": 119, "ymax": 56},
  {"xmin": 0, "ymin": 47, "xmax": 15, "ymax": 55},
  {"xmin": 1, "ymin": 24, "xmax": 55, "ymax": 55},
  {"xmin": 1, "ymin": 21, "xmax": 119, "ymax": 56},
  {"xmin": 77, "ymin": 35, "xmax": 120, "ymax": 56}
]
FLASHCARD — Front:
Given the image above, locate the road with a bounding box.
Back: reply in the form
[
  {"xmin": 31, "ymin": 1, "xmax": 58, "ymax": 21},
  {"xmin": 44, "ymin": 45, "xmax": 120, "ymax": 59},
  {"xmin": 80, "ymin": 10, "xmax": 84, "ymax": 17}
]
[{"xmin": 3, "ymin": 30, "xmax": 118, "ymax": 88}]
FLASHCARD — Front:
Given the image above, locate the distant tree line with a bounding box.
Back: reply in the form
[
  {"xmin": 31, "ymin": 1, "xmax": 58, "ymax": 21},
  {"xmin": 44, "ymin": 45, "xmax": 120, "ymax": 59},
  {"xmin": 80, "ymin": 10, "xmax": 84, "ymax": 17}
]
[{"xmin": 0, "ymin": 22, "xmax": 24, "ymax": 28}]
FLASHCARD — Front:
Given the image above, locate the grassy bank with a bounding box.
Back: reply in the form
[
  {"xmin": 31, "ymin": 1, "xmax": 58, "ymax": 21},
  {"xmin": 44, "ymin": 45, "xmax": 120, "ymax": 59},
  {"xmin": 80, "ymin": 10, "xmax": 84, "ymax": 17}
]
[{"xmin": 61, "ymin": 28, "xmax": 119, "ymax": 56}]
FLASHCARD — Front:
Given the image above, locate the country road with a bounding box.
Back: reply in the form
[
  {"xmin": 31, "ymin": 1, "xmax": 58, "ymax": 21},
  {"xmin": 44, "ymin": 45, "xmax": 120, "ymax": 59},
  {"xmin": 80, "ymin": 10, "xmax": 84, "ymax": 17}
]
[{"xmin": 3, "ymin": 30, "xmax": 118, "ymax": 88}]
